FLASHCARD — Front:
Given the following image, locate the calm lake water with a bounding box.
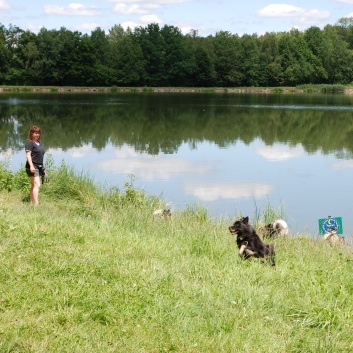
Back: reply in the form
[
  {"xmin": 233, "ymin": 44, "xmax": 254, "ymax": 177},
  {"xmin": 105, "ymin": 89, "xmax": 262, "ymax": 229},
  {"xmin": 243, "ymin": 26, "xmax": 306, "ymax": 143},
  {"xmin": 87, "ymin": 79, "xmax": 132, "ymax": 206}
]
[{"xmin": 1, "ymin": 92, "xmax": 353, "ymax": 237}]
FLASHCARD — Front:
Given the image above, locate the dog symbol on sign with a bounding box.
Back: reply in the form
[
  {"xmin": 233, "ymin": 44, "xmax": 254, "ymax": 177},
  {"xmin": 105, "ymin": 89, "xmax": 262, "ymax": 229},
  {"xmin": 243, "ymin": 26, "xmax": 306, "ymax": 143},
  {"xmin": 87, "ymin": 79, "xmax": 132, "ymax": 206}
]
[{"xmin": 322, "ymin": 217, "xmax": 339, "ymax": 234}]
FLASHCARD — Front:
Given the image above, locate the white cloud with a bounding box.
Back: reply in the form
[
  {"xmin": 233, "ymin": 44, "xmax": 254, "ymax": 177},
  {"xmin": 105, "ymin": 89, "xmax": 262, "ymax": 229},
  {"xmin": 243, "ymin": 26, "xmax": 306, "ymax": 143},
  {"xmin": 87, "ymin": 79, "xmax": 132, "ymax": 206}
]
[
  {"xmin": 113, "ymin": 3, "xmax": 148, "ymax": 15},
  {"xmin": 110, "ymin": 0, "xmax": 184, "ymax": 24},
  {"xmin": 76, "ymin": 23, "xmax": 102, "ymax": 32},
  {"xmin": 108, "ymin": 0, "xmax": 184, "ymax": 3},
  {"xmin": 0, "ymin": 0, "xmax": 10, "ymax": 10},
  {"xmin": 295, "ymin": 9, "xmax": 330, "ymax": 25},
  {"xmin": 331, "ymin": 160, "xmax": 353, "ymax": 170},
  {"xmin": 23, "ymin": 23, "xmax": 44, "ymax": 34},
  {"xmin": 179, "ymin": 26, "xmax": 194, "ymax": 35},
  {"xmin": 144, "ymin": 4, "xmax": 161, "ymax": 10},
  {"xmin": 140, "ymin": 14, "xmax": 163, "ymax": 24},
  {"xmin": 334, "ymin": 0, "xmax": 353, "ymax": 4},
  {"xmin": 184, "ymin": 182, "xmax": 274, "ymax": 202},
  {"xmin": 257, "ymin": 4, "xmax": 306, "ymax": 18},
  {"xmin": 257, "ymin": 4, "xmax": 330, "ymax": 26},
  {"xmin": 44, "ymin": 3, "xmax": 101, "ymax": 16},
  {"xmin": 255, "ymin": 144, "xmax": 305, "ymax": 161},
  {"xmin": 120, "ymin": 21, "xmax": 141, "ymax": 30}
]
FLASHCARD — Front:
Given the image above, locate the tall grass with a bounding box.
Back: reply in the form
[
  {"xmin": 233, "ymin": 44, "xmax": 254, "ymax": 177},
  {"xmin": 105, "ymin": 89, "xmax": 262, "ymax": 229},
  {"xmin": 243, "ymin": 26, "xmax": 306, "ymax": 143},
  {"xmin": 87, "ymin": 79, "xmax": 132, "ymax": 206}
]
[
  {"xmin": 297, "ymin": 83, "xmax": 346, "ymax": 93},
  {"xmin": 1, "ymin": 160, "xmax": 353, "ymax": 352},
  {"xmin": 251, "ymin": 198, "xmax": 287, "ymax": 228}
]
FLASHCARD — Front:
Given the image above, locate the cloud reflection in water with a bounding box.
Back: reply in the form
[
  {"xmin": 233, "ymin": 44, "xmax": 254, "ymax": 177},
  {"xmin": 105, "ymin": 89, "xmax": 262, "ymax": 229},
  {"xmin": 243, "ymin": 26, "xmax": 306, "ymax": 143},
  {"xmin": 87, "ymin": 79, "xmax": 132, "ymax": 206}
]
[
  {"xmin": 184, "ymin": 182, "xmax": 274, "ymax": 202},
  {"xmin": 95, "ymin": 151, "xmax": 214, "ymax": 180},
  {"xmin": 331, "ymin": 160, "xmax": 353, "ymax": 170},
  {"xmin": 255, "ymin": 144, "xmax": 305, "ymax": 161}
]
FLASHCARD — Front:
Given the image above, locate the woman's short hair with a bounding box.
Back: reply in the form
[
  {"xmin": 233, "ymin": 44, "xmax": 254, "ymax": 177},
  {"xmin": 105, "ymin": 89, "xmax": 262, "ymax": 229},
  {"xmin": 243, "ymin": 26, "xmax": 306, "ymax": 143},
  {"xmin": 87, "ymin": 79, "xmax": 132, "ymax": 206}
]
[{"xmin": 27, "ymin": 125, "xmax": 41, "ymax": 141}]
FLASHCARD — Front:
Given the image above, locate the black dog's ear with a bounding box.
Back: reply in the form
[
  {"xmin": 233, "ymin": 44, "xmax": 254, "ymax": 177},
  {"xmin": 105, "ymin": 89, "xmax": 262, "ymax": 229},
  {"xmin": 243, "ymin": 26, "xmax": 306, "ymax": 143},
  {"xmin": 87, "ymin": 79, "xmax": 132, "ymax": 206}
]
[{"xmin": 242, "ymin": 216, "xmax": 249, "ymax": 224}]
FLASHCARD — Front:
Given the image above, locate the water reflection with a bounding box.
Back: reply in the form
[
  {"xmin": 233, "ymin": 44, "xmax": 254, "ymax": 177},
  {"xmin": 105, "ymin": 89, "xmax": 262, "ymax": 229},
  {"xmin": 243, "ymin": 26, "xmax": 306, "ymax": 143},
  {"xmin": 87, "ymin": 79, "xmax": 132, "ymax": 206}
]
[
  {"xmin": 255, "ymin": 144, "xmax": 305, "ymax": 161},
  {"xmin": 331, "ymin": 159, "xmax": 353, "ymax": 170},
  {"xmin": 1, "ymin": 92, "xmax": 353, "ymax": 158},
  {"xmin": 184, "ymin": 182, "xmax": 274, "ymax": 201},
  {"xmin": 96, "ymin": 154, "xmax": 213, "ymax": 180}
]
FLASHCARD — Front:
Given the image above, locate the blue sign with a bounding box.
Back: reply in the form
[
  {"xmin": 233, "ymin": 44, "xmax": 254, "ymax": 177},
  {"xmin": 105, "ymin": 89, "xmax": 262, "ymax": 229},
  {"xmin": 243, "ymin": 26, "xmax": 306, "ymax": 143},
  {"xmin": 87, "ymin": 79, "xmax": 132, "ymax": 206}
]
[{"xmin": 318, "ymin": 217, "xmax": 343, "ymax": 235}]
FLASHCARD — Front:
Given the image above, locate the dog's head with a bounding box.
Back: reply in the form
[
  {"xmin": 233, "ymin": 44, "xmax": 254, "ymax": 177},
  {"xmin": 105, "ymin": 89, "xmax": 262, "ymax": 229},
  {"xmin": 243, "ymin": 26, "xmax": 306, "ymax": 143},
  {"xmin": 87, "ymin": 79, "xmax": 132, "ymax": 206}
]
[
  {"xmin": 264, "ymin": 223, "xmax": 275, "ymax": 235},
  {"xmin": 265, "ymin": 223, "xmax": 272, "ymax": 231},
  {"xmin": 229, "ymin": 216, "xmax": 249, "ymax": 237},
  {"xmin": 162, "ymin": 209, "xmax": 171, "ymax": 217},
  {"xmin": 153, "ymin": 209, "xmax": 171, "ymax": 217}
]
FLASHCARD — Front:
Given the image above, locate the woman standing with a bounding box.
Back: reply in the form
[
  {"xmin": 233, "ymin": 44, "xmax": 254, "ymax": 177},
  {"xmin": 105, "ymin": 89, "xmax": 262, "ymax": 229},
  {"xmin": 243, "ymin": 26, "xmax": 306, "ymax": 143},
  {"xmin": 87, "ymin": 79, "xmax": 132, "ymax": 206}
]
[{"xmin": 25, "ymin": 126, "xmax": 45, "ymax": 205}]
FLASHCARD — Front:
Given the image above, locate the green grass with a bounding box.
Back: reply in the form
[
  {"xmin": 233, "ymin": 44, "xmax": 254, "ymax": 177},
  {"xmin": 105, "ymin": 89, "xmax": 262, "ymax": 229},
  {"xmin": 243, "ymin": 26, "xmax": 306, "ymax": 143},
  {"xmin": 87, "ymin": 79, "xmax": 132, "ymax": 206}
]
[{"xmin": 1, "ymin": 161, "xmax": 353, "ymax": 352}]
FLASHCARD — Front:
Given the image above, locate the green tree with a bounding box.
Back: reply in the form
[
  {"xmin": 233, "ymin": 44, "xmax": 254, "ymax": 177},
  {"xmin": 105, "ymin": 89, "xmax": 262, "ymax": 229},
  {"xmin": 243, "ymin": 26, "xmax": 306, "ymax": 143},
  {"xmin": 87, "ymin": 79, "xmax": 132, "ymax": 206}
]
[
  {"xmin": 278, "ymin": 29, "xmax": 319, "ymax": 85},
  {"xmin": 36, "ymin": 27, "xmax": 95, "ymax": 86},
  {"xmin": 133, "ymin": 23, "xmax": 167, "ymax": 86},
  {"xmin": 36, "ymin": 28, "xmax": 67, "ymax": 85},
  {"xmin": 321, "ymin": 24, "xmax": 353, "ymax": 84},
  {"xmin": 193, "ymin": 45, "xmax": 216, "ymax": 86},
  {"xmin": 89, "ymin": 27, "xmax": 115, "ymax": 86},
  {"xmin": 259, "ymin": 32, "xmax": 282, "ymax": 86},
  {"xmin": 303, "ymin": 26, "xmax": 328, "ymax": 83},
  {"xmin": 57, "ymin": 28, "xmax": 88, "ymax": 86},
  {"xmin": 14, "ymin": 30, "xmax": 40, "ymax": 85},
  {"xmin": 3, "ymin": 24, "xmax": 25, "ymax": 84},
  {"xmin": 213, "ymin": 31, "xmax": 243, "ymax": 87},
  {"xmin": 240, "ymin": 34, "xmax": 262, "ymax": 86},
  {"xmin": 180, "ymin": 30, "xmax": 200, "ymax": 86},
  {"xmin": 79, "ymin": 34, "xmax": 97, "ymax": 85},
  {"xmin": 108, "ymin": 25, "xmax": 145, "ymax": 86},
  {"xmin": 160, "ymin": 25, "xmax": 188, "ymax": 86},
  {"xmin": 0, "ymin": 24, "xmax": 9, "ymax": 83},
  {"xmin": 335, "ymin": 17, "xmax": 353, "ymax": 50}
]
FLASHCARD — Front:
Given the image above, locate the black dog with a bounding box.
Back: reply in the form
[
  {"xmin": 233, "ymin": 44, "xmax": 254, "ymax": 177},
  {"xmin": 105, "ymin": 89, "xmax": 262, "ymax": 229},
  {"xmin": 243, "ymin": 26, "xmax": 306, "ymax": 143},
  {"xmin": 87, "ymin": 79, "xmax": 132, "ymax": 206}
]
[{"xmin": 228, "ymin": 216, "xmax": 275, "ymax": 266}]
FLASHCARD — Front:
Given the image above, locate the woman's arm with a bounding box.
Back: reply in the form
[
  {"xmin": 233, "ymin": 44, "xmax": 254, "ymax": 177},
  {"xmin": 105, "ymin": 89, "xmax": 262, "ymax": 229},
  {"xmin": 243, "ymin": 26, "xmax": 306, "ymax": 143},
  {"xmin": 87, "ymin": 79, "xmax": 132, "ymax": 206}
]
[{"xmin": 26, "ymin": 151, "xmax": 36, "ymax": 174}]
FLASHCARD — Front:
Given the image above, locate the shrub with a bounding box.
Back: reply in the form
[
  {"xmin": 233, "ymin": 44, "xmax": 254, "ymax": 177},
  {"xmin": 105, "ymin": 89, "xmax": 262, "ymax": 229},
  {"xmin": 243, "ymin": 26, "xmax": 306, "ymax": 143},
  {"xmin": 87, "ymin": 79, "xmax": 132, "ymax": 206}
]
[
  {"xmin": 42, "ymin": 159, "xmax": 99, "ymax": 204},
  {"xmin": 320, "ymin": 84, "xmax": 345, "ymax": 93},
  {"xmin": 103, "ymin": 174, "xmax": 157, "ymax": 211},
  {"xmin": 0, "ymin": 163, "xmax": 14, "ymax": 191},
  {"xmin": 13, "ymin": 167, "xmax": 31, "ymax": 200}
]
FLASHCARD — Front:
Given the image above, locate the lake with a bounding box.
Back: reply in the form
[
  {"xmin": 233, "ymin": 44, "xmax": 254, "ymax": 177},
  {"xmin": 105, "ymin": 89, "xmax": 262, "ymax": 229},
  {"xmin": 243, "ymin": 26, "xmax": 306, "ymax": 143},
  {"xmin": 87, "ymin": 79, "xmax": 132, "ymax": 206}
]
[{"xmin": 1, "ymin": 91, "xmax": 353, "ymax": 237}]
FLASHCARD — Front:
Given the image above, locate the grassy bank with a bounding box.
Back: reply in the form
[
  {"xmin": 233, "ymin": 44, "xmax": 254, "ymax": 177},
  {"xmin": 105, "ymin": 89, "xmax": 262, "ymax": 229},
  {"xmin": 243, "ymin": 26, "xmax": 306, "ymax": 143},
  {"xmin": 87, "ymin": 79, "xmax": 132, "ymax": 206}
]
[
  {"xmin": 1, "ymin": 161, "xmax": 353, "ymax": 352},
  {"xmin": 0, "ymin": 84, "xmax": 351, "ymax": 94}
]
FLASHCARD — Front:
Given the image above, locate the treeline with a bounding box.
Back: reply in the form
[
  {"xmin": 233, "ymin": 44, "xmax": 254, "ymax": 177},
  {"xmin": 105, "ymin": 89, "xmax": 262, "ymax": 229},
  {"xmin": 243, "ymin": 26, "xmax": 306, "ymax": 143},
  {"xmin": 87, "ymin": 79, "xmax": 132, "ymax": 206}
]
[{"xmin": 2, "ymin": 18, "xmax": 353, "ymax": 87}]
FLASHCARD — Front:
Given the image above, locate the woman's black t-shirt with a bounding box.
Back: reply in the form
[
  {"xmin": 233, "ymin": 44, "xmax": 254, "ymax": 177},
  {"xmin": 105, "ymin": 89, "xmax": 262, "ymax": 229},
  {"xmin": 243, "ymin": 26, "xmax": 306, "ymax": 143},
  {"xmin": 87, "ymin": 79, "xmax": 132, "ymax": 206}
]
[{"xmin": 25, "ymin": 140, "xmax": 45, "ymax": 167}]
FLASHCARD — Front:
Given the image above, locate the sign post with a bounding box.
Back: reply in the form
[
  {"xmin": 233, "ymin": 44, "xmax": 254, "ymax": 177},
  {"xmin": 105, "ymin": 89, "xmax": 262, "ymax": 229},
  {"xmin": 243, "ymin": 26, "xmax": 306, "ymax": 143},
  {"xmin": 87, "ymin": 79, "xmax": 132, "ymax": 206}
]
[{"xmin": 318, "ymin": 216, "xmax": 343, "ymax": 235}]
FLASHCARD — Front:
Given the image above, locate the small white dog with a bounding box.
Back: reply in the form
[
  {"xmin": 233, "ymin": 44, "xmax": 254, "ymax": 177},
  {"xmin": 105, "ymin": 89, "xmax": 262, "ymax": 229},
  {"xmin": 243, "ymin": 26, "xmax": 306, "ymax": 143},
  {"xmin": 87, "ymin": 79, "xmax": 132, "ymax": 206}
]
[
  {"xmin": 264, "ymin": 219, "xmax": 289, "ymax": 237},
  {"xmin": 153, "ymin": 209, "xmax": 171, "ymax": 218},
  {"xmin": 323, "ymin": 230, "xmax": 345, "ymax": 245}
]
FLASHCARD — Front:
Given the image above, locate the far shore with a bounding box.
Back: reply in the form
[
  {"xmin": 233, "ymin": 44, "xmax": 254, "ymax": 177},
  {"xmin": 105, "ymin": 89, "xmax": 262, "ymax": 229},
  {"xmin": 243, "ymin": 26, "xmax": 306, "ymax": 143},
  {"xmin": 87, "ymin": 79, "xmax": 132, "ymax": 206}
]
[{"xmin": 1, "ymin": 85, "xmax": 353, "ymax": 94}]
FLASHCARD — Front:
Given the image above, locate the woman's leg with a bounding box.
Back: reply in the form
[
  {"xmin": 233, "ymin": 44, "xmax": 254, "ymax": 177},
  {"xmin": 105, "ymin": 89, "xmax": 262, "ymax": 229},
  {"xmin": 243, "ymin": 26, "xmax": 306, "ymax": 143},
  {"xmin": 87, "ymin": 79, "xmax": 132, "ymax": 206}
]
[{"xmin": 30, "ymin": 175, "xmax": 41, "ymax": 205}]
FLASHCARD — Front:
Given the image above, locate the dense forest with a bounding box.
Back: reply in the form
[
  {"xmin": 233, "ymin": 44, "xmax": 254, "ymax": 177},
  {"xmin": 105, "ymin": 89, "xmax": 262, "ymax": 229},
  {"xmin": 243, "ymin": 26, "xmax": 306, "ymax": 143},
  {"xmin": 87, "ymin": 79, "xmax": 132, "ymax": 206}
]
[{"xmin": 2, "ymin": 18, "xmax": 353, "ymax": 87}]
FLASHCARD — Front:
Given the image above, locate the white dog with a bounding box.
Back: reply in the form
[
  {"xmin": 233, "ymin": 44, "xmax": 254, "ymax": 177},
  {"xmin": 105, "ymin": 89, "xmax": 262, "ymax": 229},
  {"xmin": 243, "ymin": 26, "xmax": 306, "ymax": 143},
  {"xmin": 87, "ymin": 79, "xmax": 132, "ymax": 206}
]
[
  {"xmin": 153, "ymin": 209, "xmax": 171, "ymax": 217},
  {"xmin": 264, "ymin": 219, "xmax": 289, "ymax": 237},
  {"xmin": 323, "ymin": 230, "xmax": 345, "ymax": 245}
]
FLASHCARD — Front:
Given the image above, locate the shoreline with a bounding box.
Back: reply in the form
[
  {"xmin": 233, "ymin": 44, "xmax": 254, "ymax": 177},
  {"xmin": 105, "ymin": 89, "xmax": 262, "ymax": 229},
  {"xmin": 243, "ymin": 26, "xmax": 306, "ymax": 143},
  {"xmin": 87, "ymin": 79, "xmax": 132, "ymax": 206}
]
[{"xmin": 1, "ymin": 86, "xmax": 352, "ymax": 94}]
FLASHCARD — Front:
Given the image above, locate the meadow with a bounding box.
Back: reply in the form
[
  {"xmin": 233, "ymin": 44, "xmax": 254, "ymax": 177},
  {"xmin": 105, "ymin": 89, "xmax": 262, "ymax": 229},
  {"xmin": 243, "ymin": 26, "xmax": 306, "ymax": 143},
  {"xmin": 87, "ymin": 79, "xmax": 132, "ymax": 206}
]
[{"xmin": 1, "ymin": 159, "xmax": 353, "ymax": 352}]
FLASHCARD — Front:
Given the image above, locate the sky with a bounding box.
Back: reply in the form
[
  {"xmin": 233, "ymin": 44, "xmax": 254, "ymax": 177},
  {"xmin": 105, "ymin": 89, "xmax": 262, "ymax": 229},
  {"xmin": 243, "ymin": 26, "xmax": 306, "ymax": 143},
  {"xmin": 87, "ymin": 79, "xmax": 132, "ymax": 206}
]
[{"xmin": 1, "ymin": 0, "xmax": 353, "ymax": 37}]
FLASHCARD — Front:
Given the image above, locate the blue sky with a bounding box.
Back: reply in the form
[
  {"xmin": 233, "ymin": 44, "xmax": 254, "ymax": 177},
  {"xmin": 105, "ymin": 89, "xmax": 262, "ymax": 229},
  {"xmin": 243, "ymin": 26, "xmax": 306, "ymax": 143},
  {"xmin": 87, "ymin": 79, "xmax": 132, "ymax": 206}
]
[{"xmin": 1, "ymin": 0, "xmax": 353, "ymax": 36}]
